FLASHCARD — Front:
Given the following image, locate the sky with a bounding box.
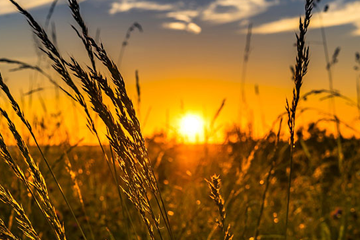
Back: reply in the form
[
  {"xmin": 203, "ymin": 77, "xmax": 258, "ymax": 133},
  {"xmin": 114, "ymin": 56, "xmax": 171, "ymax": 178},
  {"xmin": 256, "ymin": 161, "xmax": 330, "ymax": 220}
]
[{"xmin": 1, "ymin": 0, "xmax": 360, "ymax": 144}]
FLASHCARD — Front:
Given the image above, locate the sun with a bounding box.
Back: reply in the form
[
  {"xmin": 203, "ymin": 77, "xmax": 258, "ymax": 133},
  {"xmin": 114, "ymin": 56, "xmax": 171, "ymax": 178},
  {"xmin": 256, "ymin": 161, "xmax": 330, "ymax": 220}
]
[{"xmin": 179, "ymin": 114, "xmax": 205, "ymax": 143}]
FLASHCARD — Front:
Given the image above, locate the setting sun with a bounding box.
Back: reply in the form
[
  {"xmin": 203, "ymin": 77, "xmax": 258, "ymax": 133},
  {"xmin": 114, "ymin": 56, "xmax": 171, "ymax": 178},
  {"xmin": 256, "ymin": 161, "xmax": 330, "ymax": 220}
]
[{"xmin": 179, "ymin": 114, "xmax": 205, "ymax": 143}]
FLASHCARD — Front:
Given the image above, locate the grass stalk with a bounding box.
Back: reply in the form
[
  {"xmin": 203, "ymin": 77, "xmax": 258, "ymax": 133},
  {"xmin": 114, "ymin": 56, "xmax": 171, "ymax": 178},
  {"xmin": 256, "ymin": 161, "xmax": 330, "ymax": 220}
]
[
  {"xmin": 0, "ymin": 58, "xmax": 76, "ymax": 101},
  {"xmin": 239, "ymin": 23, "xmax": 252, "ymax": 130},
  {"xmin": 0, "ymin": 218, "xmax": 19, "ymax": 240},
  {"xmin": 0, "ymin": 128, "xmax": 56, "ymax": 239},
  {"xmin": 8, "ymin": 1, "xmax": 173, "ymax": 239},
  {"xmin": 314, "ymin": 3, "xmax": 344, "ymax": 172},
  {"xmin": 117, "ymin": 22, "xmax": 143, "ymax": 68},
  {"xmin": 64, "ymin": 157, "xmax": 95, "ymax": 240},
  {"xmin": 285, "ymin": 1, "xmax": 313, "ymax": 238},
  {"xmin": 206, "ymin": 175, "xmax": 234, "ymax": 240},
  {"xmin": 0, "ymin": 72, "xmax": 87, "ymax": 240},
  {"xmin": 45, "ymin": 0, "xmax": 59, "ymax": 30},
  {"xmin": 109, "ymin": 145, "xmax": 139, "ymax": 239},
  {"xmin": 254, "ymin": 118, "xmax": 282, "ymax": 239},
  {"xmin": 355, "ymin": 52, "xmax": 360, "ymax": 117},
  {"xmin": 136, "ymin": 69, "xmax": 141, "ymax": 120},
  {"xmin": 68, "ymin": 6, "xmax": 171, "ymax": 236},
  {"xmin": 0, "ymin": 108, "xmax": 65, "ymax": 240},
  {"xmin": 0, "ymin": 185, "xmax": 41, "ymax": 240}
]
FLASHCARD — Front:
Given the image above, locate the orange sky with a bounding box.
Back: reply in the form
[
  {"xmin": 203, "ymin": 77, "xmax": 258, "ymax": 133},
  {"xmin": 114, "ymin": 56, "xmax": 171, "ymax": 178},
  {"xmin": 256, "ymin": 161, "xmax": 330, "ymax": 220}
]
[{"xmin": 1, "ymin": 0, "xmax": 360, "ymax": 144}]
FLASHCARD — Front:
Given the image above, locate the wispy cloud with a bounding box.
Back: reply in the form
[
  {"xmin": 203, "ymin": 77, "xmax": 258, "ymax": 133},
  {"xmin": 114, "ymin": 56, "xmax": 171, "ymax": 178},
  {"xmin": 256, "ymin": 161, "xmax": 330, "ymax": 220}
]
[
  {"xmin": 201, "ymin": 0, "xmax": 278, "ymax": 24},
  {"xmin": 0, "ymin": 0, "xmax": 55, "ymax": 15},
  {"xmin": 0, "ymin": 0, "xmax": 87, "ymax": 16},
  {"xmin": 110, "ymin": 1, "xmax": 202, "ymax": 33},
  {"xmin": 166, "ymin": 10, "xmax": 199, "ymax": 23},
  {"xmin": 110, "ymin": 0, "xmax": 174, "ymax": 14},
  {"xmin": 252, "ymin": 1, "xmax": 360, "ymax": 35},
  {"xmin": 162, "ymin": 22, "xmax": 202, "ymax": 34},
  {"xmin": 163, "ymin": 10, "xmax": 201, "ymax": 33},
  {"xmin": 109, "ymin": 0, "xmax": 279, "ymax": 34}
]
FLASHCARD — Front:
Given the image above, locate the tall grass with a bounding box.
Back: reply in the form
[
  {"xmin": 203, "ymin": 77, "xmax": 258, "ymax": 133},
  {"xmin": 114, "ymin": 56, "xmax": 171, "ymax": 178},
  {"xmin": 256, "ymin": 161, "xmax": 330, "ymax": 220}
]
[
  {"xmin": 0, "ymin": 0, "xmax": 359, "ymax": 239},
  {"xmin": 2, "ymin": 0, "xmax": 173, "ymax": 239},
  {"xmin": 355, "ymin": 52, "xmax": 360, "ymax": 117},
  {"xmin": 0, "ymin": 106, "xmax": 67, "ymax": 240},
  {"xmin": 0, "ymin": 218, "xmax": 18, "ymax": 240},
  {"xmin": 117, "ymin": 22, "xmax": 143, "ymax": 68},
  {"xmin": 0, "ymin": 69, "xmax": 87, "ymax": 239},
  {"xmin": 285, "ymin": 0, "xmax": 313, "ymax": 238},
  {"xmin": 0, "ymin": 184, "xmax": 40, "ymax": 240},
  {"xmin": 254, "ymin": 118, "xmax": 282, "ymax": 239},
  {"xmin": 206, "ymin": 174, "xmax": 233, "ymax": 240},
  {"xmin": 239, "ymin": 23, "xmax": 252, "ymax": 132}
]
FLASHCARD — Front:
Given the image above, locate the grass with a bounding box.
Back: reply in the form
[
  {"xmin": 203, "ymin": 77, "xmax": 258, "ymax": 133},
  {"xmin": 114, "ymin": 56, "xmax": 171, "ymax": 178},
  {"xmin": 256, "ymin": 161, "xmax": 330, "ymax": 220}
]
[
  {"xmin": 0, "ymin": 0, "xmax": 359, "ymax": 239},
  {"xmin": 206, "ymin": 174, "xmax": 233, "ymax": 240},
  {"xmin": 285, "ymin": 0, "xmax": 313, "ymax": 238}
]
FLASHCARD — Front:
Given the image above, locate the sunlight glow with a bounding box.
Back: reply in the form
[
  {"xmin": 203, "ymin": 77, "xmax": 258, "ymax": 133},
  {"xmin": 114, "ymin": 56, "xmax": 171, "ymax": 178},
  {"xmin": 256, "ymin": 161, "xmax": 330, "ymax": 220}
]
[{"xmin": 179, "ymin": 114, "xmax": 204, "ymax": 143}]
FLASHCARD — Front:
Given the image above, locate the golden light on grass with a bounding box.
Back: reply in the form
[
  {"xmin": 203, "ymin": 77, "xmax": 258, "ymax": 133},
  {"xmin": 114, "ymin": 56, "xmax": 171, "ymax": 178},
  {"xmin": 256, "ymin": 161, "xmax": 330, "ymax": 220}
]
[{"xmin": 179, "ymin": 113, "xmax": 204, "ymax": 143}]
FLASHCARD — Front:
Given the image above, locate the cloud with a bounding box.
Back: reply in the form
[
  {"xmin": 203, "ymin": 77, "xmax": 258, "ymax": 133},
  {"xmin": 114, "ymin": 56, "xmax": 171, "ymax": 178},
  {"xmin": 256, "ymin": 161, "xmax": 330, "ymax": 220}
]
[
  {"xmin": 166, "ymin": 10, "xmax": 199, "ymax": 23},
  {"xmin": 0, "ymin": 0, "xmax": 87, "ymax": 16},
  {"xmin": 110, "ymin": 0, "xmax": 174, "ymax": 14},
  {"xmin": 109, "ymin": 0, "xmax": 279, "ymax": 34},
  {"xmin": 110, "ymin": 1, "xmax": 202, "ymax": 34},
  {"xmin": 252, "ymin": 1, "xmax": 360, "ymax": 35},
  {"xmin": 0, "ymin": 0, "xmax": 55, "ymax": 15},
  {"xmin": 201, "ymin": 0, "xmax": 278, "ymax": 24},
  {"xmin": 162, "ymin": 22, "xmax": 202, "ymax": 34}
]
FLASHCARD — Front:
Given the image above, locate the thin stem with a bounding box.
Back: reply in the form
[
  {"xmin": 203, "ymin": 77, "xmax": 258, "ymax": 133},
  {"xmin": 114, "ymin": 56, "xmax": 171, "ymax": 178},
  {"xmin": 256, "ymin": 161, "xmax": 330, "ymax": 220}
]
[
  {"xmin": 317, "ymin": 6, "xmax": 343, "ymax": 174},
  {"xmin": 255, "ymin": 118, "xmax": 282, "ymax": 239},
  {"xmin": 109, "ymin": 146, "xmax": 139, "ymax": 239},
  {"xmin": 285, "ymin": 1, "xmax": 313, "ymax": 238},
  {"xmin": 241, "ymin": 205, "xmax": 249, "ymax": 240},
  {"xmin": 153, "ymin": 192, "xmax": 174, "ymax": 240},
  {"xmin": 144, "ymin": 193, "xmax": 164, "ymax": 240},
  {"xmin": 30, "ymin": 134, "xmax": 88, "ymax": 240},
  {"xmin": 285, "ymin": 142, "xmax": 293, "ymax": 240},
  {"xmin": 239, "ymin": 23, "xmax": 252, "ymax": 130}
]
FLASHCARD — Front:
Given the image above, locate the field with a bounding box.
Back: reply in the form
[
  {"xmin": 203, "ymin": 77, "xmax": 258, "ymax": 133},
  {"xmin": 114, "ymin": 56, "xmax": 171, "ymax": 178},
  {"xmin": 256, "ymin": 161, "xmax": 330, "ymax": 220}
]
[{"xmin": 0, "ymin": 0, "xmax": 360, "ymax": 240}]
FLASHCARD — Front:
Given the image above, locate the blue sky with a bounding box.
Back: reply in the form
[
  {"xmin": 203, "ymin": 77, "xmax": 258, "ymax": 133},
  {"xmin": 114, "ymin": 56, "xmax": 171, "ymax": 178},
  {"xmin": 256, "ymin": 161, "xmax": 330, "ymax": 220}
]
[{"xmin": 1, "ymin": 0, "xmax": 360, "ymax": 35}]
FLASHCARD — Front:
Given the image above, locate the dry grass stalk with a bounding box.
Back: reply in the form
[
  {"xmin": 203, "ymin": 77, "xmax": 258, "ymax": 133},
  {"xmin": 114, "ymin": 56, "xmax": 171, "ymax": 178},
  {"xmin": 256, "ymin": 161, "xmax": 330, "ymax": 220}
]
[
  {"xmin": 211, "ymin": 99, "xmax": 226, "ymax": 130},
  {"xmin": 0, "ymin": 133, "xmax": 26, "ymax": 182},
  {"xmin": 136, "ymin": 69, "xmax": 141, "ymax": 119},
  {"xmin": 0, "ymin": 58, "xmax": 75, "ymax": 101},
  {"xmin": 254, "ymin": 118, "xmax": 282, "ymax": 239},
  {"xmin": 206, "ymin": 175, "xmax": 233, "ymax": 240},
  {"xmin": 9, "ymin": 0, "xmax": 173, "ymax": 239},
  {"xmin": 313, "ymin": 1, "xmax": 344, "ymax": 175},
  {"xmin": 45, "ymin": 0, "xmax": 59, "ymax": 29},
  {"xmin": 57, "ymin": 4, "xmax": 138, "ymax": 230},
  {"xmin": 68, "ymin": 3, "xmax": 173, "ymax": 237},
  {"xmin": 66, "ymin": 9, "xmax": 145, "ymax": 233},
  {"xmin": 355, "ymin": 52, "xmax": 360, "ymax": 117},
  {"xmin": 285, "ymin": 0, "xmax": 313, "ymax": 238},
  {"xmin": 239, "ymin": 23, "xmax": 252, "ymax": 131},
  {"xmin": 117, "ymin": 22, "xmax": 143, "ymax": 68},
  {"xmin": 64, "ymin": 157, "xmax": 95, "ymax": 240},
  {"xmin": 0, "ymin": 185, "xmax": 41, "ymax": 240},
  {"xmin": 0, "ymin": 65, "xmax": 85, "ymax": 239},
  {"xmin": 205, "ymin": 99, "xmax": 226, "ymax": 144},
  {"xmin": 8, "ymin": 0, "xmax": 94, "ymax": 135},
  {"xmin": 0, "ymin": 108, "xmax": 66, "ymax": 240},
  {"xmin": 0, "ymin": 218, "xmax": 19, "ymax": 240},
  {"xmin": 7, "ymin": 2, "xmax": 130, "ymax": 237},
  {"xmin": 51, "ymin": 22, "xmax": 58, "ymax": 49},
  {"xmin": 0, "ymin": 123, "xmax": 59, "ymax": 238}
]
